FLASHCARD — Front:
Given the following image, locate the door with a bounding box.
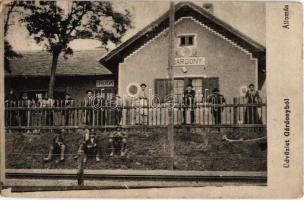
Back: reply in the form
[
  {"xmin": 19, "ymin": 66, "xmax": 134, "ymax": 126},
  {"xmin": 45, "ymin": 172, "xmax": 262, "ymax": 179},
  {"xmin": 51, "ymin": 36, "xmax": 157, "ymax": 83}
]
[{"xmin": 203, "ymin": 77, "xmax": 219, "ymax": 99}]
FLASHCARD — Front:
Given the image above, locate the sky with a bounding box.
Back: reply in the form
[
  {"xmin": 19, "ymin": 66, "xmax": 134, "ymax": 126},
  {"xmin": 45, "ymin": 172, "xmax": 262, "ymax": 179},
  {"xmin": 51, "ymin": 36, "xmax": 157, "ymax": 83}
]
[{"xmin": 6, "ymin": 1, "xmax": 265, "ymax": 51}]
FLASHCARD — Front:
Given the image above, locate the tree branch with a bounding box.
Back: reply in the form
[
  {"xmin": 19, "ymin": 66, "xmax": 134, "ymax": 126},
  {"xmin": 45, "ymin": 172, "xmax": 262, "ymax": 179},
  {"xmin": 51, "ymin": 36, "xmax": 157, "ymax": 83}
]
[
  {"xmin": 61, "ymin": 6, "xmax": 88, "ymax": 44},
  {"xmin": 4, "ymin": 1, "xmax": 17, "ymax": 36}
]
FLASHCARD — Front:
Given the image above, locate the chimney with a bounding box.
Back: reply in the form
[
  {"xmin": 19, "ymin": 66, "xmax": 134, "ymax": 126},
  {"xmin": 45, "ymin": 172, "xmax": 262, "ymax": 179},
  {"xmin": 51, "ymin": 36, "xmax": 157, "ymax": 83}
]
[{"xmin": 202, "ymin": 3, "xmax": 214, "ymax": 14}]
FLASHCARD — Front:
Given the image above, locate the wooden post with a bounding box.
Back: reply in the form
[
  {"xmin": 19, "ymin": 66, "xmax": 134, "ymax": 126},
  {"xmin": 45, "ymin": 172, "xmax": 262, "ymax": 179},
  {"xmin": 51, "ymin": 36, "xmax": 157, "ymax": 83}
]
[
  {"xmin": 0, "ymin": 8, "xmax": 6, "ymax": 186},
  {"xmin": 233, "ymin": 97, "xmax": 238, "ymax": 125},
  {"xmin": 167, "ymin": 2, "xmax": 175, "ymax": 170},
  {"xmin": 77, "ymin": 152, "xmax": 84, "ymax": 186}
]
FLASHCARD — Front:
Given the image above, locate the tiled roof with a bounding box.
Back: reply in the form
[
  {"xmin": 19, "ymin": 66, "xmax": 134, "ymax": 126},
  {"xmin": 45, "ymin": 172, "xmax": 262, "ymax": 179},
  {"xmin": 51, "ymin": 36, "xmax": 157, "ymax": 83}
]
[{"xmin": 6, "ymin": 49, "xmax": 111, "ymax": 77}]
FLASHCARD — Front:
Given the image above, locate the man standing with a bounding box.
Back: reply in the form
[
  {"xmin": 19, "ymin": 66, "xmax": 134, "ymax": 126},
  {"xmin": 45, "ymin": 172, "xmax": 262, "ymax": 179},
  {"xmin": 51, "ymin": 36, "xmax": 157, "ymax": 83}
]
[
  {"xmin": 44, "ymin": 93, "xmax": 54, "ymax": 126},
  {"xmin": 84, "ymin": 90, "xmax": 94, "ymax": 125},
  {"xmin": 20, "ymin": 92, "xmax": 31, "ymax": 127},
  {"xmin": 208, "ymin": 88, "xmax": 226, "ymax": 125},
  {"xmin": 183, "ymin": 84, "xmax": 195, "ymax": 124},
  {"xmin": 63, "ymin": 93, "xmax": 73, "ymax": 126},
  {"xmin": 94, "ymin": 91, "xmax": 105, "ymax": 125},
  {"xmin": 111, "ymin": 95, "xmax": 122, "ymax": 125}
]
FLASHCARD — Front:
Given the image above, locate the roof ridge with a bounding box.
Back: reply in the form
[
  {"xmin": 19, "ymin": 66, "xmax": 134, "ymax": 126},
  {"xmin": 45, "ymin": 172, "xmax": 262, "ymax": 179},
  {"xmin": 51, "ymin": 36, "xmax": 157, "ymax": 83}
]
[{"xmin": 16, "ymin": 48, "xmax": 106, "ymax": 54}]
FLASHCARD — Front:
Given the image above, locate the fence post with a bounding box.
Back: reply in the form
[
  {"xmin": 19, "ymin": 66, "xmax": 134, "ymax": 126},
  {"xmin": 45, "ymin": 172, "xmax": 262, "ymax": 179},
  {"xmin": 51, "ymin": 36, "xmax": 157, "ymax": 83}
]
[{"xmin": 233, "ymin": 97, "xmax": 238, "ymax": 125}]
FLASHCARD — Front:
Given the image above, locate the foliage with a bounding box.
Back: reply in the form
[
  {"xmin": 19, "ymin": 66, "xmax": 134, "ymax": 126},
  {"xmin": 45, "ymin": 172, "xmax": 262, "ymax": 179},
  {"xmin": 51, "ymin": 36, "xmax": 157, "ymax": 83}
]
[
  {"xmin": 4, "ymin": 1, "xmax": 36, "ymax": 73},
  {"xmin": 22, "ymin": 1, "xmax": 132, "ymax": 56},
  {"xmin": 4, "ymin": 1, "xmax": 26, "ymax": 73},
  {"xmin": 4, "ymin": 41, "xmax": 22, "ymax": 73}
]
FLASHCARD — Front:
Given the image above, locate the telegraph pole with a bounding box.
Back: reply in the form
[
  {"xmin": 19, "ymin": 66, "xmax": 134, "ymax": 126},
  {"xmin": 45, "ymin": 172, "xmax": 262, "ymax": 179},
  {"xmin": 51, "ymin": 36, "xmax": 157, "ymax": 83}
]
[
  {"xmin": 0, "ymin": 7, "xmax": 6, "ymax": 186},
  {"xmin": 167, "ymin": 2, "xmax": 175, "ymax": 170}
]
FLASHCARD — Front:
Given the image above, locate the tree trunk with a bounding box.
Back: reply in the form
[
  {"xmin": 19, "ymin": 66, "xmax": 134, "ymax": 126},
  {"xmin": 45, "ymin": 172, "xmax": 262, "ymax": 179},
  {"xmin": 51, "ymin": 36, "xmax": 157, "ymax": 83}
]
[{"xmin": 48, "ymin": 52, "xmax": 60, "ymax": 98}]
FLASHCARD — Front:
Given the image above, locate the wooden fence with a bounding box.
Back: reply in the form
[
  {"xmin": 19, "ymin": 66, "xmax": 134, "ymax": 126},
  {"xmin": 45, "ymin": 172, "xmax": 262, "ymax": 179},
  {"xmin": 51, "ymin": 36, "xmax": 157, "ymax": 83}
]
[{"xmin": 5, "ymin": 97, "xmax": 266, "ymax": 129}]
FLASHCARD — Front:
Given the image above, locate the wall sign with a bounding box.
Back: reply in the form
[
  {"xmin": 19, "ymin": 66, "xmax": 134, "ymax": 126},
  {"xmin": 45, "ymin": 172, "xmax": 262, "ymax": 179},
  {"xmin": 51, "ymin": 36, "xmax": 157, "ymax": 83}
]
[
  {"xmin": 96, "ymin": 80, "xmax": 114, "ymax": 88},
  {"xmin": 174, "ymin": 57, "xmax": 205, "ymax": 66}
]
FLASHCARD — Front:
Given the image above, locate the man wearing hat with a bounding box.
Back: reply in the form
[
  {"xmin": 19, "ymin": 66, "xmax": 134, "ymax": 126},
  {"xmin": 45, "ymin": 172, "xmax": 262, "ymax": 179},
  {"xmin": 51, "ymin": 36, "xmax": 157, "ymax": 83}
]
[
  {"xmin": 183, "ymin": 84, "xmax": 196, "ymax": 124},
  {"xmin": 208, "ymin": 88, "xmax": 226, "ymax": 125}
]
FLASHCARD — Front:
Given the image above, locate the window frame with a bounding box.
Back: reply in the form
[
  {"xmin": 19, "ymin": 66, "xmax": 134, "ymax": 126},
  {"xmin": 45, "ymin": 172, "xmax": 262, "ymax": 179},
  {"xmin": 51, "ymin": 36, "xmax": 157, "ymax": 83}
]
[{"xmin": 177, "ymin": 33, "xmax": 197, "ymax": 47}]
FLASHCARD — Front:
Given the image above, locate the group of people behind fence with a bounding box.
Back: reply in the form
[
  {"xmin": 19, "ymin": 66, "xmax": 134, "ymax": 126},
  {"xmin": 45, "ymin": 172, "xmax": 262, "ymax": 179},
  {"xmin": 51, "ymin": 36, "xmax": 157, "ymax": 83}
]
[
  {"xmin": 182, "ymin": 83, "xmax": 226, "ymax": 125},
  {"xmin": 5, "ymin": 83, "xmax": 262, "ymax": 127},
  {"xmin": 84, "ymin": 89, "xmax": 122, "ymax": 126},
  {"xmin": 5, "ymin": 90, "xmax": 123, "ymax": 128},
  {"xmin": 178, "ymin": 83, "xmax": 262, "ymax": 125},
  {"xmin": 5, "ymin": 90, "xmax": 57, "ymax": 127},
  {"xmin": 132, "ymin": 82, "xmax": 262, "ymax": 125}
]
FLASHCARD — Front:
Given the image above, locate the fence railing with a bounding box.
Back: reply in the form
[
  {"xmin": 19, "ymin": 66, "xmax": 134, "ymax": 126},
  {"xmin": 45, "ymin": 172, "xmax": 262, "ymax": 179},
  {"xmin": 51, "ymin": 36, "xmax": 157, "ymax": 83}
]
[{"xmin": 4, "ymin": 98, "xmax": 266, "ymax": 129}]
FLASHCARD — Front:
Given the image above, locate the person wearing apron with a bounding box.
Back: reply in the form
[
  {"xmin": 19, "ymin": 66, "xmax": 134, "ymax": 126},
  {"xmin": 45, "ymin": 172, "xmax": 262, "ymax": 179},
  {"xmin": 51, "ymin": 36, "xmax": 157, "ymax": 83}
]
[{"xmin": 138, "ymin": 83, "xmax": 148, "ymax": 125}]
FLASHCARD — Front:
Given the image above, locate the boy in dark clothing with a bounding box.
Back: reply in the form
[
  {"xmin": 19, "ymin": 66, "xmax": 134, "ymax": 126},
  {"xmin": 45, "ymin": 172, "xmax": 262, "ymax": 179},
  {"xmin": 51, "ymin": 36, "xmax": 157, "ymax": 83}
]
[
  {"xmin": 110, "ymin": 95, "xmax": 122, "ymax": 125},
  {"xmin": 44, "ymin": 129, "xmax": 66, "ymax": 163},
  {"xmin": 109, "ymin": 127, "xmax": 127, "ymax": 156},
  {"xmin": 208, "ymin": 88, "xmax": 226, "ymax": 125},
  {"xmin": 76, "ymin": 129, "xmax": 100, "ymax": 163},
  {"xmin": 183, "ymin": 84, "xmax": 196, "ymax": 124}
]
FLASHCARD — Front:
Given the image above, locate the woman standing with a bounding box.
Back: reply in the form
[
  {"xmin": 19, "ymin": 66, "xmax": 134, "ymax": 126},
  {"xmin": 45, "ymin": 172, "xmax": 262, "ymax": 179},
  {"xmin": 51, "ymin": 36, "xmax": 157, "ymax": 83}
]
[
  {"xmin": 244, "ymin": 84, "xmax": 261, "ymax": 124},
  {"xmin": 138, "ymin": 83, "xmax": 148, "ymax": 125}
]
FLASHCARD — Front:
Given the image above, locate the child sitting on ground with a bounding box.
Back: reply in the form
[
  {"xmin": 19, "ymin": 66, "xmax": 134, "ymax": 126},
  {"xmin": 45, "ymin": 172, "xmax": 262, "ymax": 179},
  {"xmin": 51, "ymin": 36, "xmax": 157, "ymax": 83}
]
[
  {"xmin": 75, "ymin": 129, "xmax": 100, "ymax": 163},
  {"xmin": 44, "ymin": 129, "xmax": 66, "ymax": 163},
  {"xmin": 109, "ymin": 127, "xmax": 127, "ymax": 157}
]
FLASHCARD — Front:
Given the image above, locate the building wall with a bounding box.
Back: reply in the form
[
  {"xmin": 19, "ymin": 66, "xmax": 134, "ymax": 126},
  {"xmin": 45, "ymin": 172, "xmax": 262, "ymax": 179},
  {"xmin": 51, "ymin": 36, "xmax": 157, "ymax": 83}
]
[
  {"xmin": 118, "ymin": 17, "xmax": 259, "ymax": 102},
  {"xmin": 5, "ymin": 75, "xmax": 116, "ymax": 100}
]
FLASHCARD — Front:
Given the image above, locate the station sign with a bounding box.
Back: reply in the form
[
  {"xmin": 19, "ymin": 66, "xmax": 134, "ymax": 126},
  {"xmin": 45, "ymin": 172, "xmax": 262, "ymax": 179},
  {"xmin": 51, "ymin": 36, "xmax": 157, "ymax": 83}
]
[
  {"xmin": 96, "ymin": 80, "xmax": 115, "ymax": 88},
  {"xmin": 174, "ymin": 57, "xmax": 205, "ymax": 66}
]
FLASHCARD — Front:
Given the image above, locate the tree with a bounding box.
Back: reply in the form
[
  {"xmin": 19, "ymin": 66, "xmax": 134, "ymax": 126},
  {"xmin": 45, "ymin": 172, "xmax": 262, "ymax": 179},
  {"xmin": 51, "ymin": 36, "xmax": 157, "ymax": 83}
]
[
  {"xmin": 4, "ymin": 1, "xmax": 24, "ymax": 73},
  {"xmin": 22, "ymin": 1, "xmax": 132, "ymax": 98}
]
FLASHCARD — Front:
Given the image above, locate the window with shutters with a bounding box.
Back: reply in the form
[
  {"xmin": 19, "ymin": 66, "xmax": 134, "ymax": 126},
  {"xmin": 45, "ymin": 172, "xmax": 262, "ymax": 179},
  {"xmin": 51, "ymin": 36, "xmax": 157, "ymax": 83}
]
[
  {"xmin": 154, "ymin": 79, "xmax": 171, "ymax": 103},
  {"xmin": 155, "ymin": 77, "xmax": 219, "ymax": 104},
  {"xmin": 202, "ymin": 78, "xmax": 219, "ymax": 100}
]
